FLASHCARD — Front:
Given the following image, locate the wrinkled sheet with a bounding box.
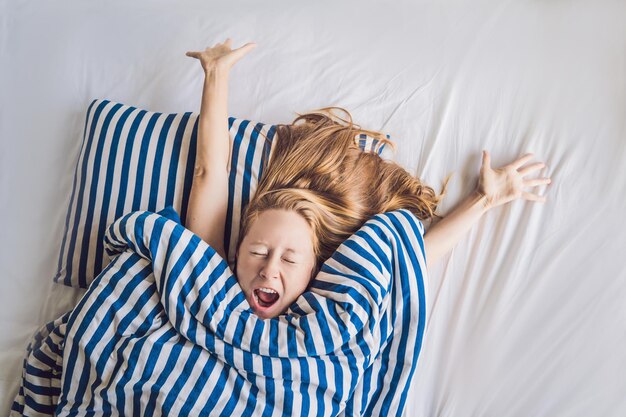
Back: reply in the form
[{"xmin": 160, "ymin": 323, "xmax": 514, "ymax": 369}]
[{"xmin": 1, "ymin": 0, "xmax": 625, "ymax": 416}]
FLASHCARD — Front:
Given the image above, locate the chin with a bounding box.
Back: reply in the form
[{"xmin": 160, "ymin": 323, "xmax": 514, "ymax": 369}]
[
  {"xmin": 255, "ymin": 310, "xmax": 276, "ymax": 320},
  {"xmin": 253, "ymin": 307, "xmax": 282, "ymax": 320}
]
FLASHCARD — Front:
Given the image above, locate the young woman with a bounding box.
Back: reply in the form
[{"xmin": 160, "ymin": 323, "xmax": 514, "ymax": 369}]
[{"xmin": 185, "ymin": 39, "xmax": 552, "ymax": 320}]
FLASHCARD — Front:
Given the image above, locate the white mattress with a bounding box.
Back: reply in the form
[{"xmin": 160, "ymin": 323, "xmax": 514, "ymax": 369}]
[{"xmin": 1, "ymin": 0, "xmax": 625, "ymax": 415}]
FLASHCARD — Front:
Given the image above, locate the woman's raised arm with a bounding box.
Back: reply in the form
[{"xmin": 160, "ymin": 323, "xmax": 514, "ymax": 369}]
[
  {"xmin": 424, "ymin": 150, "xmax": 552, "ymax": 266},
  {"xmin": 184, "ymin": 39, "xmax": 257, "ymax": 259}
]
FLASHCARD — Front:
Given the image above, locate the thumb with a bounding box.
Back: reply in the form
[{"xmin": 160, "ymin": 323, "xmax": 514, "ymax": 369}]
[{"xmin": 482, "ymin": 150, "xmax": 491, "ymax": 169}]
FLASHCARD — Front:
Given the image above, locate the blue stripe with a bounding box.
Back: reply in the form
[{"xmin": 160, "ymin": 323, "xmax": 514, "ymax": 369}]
[
  {"xmin": 379, "ymin": 213, "xmax": 417, "ymax": 413},
  {"xmin": 23, "ymin": 379, "xmax": 60, "ymax": 397},
  {"xmin": 161, "ymin": 344, "xmax": 202, "ymax": 415},
  {"xmin": 165, "ymin": 113, "xmax": 192, "ymax": 208},
  {"xmin": 78, "ymin": 102, "xmax": 124, "ymax": 285},
  {"xmin": 224, "ymin": 119, "xmax": 249, "ymax": 260},
  {"xmin": 260, "ymin": 353, "xmax": 275, "ymax": 417},
  {"xmin": 181, "ymin": 249, "xmax": 212, "ymax": 345},
  {"xmin": 58, "ymin": 254, "xmax": 127, "ymax": 411},
  {"xmin": 24, "ymin": 395, "xmax": 56, "ymax": 415},
  {"xmin": 394, "ymin": 211, "xmax": 428, "ymax": 413},
  {"xmin": 179, "ymin": 118, "xmax": 199, "ymax": 227},
  {"xmin": 222, "ymin": 365, "xmax": 247, "ymax": 414},
  {"xmin": 131, "ymin": 113, "xmax": 160, "ymax": 211},
  {"xmin": 180, "ymin": 356, "xmax": 219, "ymax": 415},
  {"xmin": 148, "ymin": 113, "xmax": 175, "ymax": 210},
  {"xmin": 140, "ymin": 334, "xmax": 188, "ymax": 417},
  {"xmin": 55, "ymin": 98, "xmax": 100, "ymax": 285},
  {"xmin": 240, "ymin": 122, "xmax": 263, "ymax": 221},
  {"xmin": 94, "ymin": 106, "xmax": 135, "ymax": 273},
  {"xmin": 64, "ymin": 100, "xmax": 110, "ymax": 288},
  {"xmin": 84, "ymin": 277, "xmax": 158, "ymax": 413},
  {"xmin": 258, "ymin": 125, "xmax": 276, "ymax": 181},
  {"xmin": 62, "ymin": 253, "xmax": 145, "ymax": 415},
  {"xmin": 113, "ymin": 108, "xmax": 147, "ymax": 222},
  {"xmin": 359, "ymin": 136, "xmax": 366, "ymax": 150},
  {"xmin": 202, "ymin": 364, "xmax": 233, "ymax": 414},
  {"xmin": 126, "ymin": 325, "xmax": 178, "ymax": 416}
]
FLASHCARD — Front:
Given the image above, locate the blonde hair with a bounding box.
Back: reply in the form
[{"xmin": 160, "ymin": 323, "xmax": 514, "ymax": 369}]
[{"xmin": 237, "ymin": 106, "xmax": 451, "ymax": 272}]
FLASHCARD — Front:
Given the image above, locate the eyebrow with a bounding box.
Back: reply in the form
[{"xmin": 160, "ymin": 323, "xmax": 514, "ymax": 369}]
[{"xmin": 250, "ymin": 241, "xmax": 298, "ymax": 253}]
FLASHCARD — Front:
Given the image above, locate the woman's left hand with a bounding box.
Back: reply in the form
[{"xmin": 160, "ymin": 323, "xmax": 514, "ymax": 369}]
[{"xmin": 477, "ymin": 150, "xmax": 552, "ymax": 210}]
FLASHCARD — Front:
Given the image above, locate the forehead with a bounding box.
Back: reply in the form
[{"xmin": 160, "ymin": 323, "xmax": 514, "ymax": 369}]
[{"xmin": 245, "ymin": 209, "xmax": 313, "ymax": 252}]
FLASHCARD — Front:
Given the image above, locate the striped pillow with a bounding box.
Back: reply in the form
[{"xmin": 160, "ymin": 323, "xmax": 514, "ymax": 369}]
[{"xmin": 54, "ymin": 99, "xmax": 387, "ymax": 289}]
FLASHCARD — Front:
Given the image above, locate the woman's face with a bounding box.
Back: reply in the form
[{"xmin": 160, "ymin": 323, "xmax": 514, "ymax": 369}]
[{"xmin": 236, "ymin": 209, "xmax": 316, "ymax": 319}]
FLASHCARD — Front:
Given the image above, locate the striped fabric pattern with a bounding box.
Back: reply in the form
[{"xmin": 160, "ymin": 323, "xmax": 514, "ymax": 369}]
[
  {"xmin": 54, "ymin": 99, "xmax": 385, "ymax": 289},
  {"xmin": 11, "ymin": 312, "xmax": 70, "ymax": 416},
  {"xmin": 13, "ymin": 206, "xmax": 427, "ymax": 416}
]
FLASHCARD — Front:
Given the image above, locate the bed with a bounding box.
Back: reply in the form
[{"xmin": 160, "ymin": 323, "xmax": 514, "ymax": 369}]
[{"xmin": 1, "ymin": 1, "xmax": 625, "ymax": 416}]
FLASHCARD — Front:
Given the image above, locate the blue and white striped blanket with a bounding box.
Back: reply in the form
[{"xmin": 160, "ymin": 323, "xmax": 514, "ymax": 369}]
[{"xmin": 12, "ymin": 206, "xmax": 428, "ymax": 417}]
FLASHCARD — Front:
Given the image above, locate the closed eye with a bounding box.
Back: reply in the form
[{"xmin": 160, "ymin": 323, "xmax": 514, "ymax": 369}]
[{"xmin": 249, "ymin": 250, "xmax": 295, "ymax": 263}]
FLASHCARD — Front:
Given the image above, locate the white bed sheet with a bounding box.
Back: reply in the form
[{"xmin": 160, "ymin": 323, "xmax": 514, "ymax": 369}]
[{"xmin": 1, "ymin": 0, "xmax": 625, "ymax": 415}]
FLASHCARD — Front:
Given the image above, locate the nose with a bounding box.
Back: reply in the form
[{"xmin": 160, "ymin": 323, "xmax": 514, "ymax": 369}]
[{"xmin": 259, "ymin": 255, "xmax": 280, "ymax": 280}]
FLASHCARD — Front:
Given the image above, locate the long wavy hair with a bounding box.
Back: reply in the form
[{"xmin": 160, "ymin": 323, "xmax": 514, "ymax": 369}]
[{"xmin": 236, "ymin": 106, "xmax": 452, "ymax": 274}]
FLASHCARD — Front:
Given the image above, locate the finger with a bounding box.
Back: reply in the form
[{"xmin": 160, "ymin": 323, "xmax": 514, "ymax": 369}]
[
  {"xmin": 518, "ymin": 162, "xmax": 546, "ymax": 176},
  {"xmin": 522, "ymin": 191, "xmax": 547, "ymax": 203},
  {"xmin": 523, "ymin": 177, "xmax": 552, "ymax": 187},
  {"xmin": 482, "ymin": 150, "xmax": 491, "ymax": 170},
  {"xmin": 230, "ymin": 42, "xmax": 257, "ymax": 61},
  {"xmin": 185, "ymin": 51, "xmax": 199, "ymax": 58},
  {"xmin": 509, "ymin": 153, "xmax": 535, "ymax": 170}
]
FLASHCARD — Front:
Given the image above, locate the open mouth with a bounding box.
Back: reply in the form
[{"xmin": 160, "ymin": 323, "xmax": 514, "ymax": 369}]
[{"xmin": 253, "ymin": 288, "xmax": 280, "ymax": 308}]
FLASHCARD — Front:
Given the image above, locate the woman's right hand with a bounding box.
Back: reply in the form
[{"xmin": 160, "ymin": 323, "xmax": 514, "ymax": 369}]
[{"xmin": 186, "ymin": 38, "xmax": 257, "ymax": 73}]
